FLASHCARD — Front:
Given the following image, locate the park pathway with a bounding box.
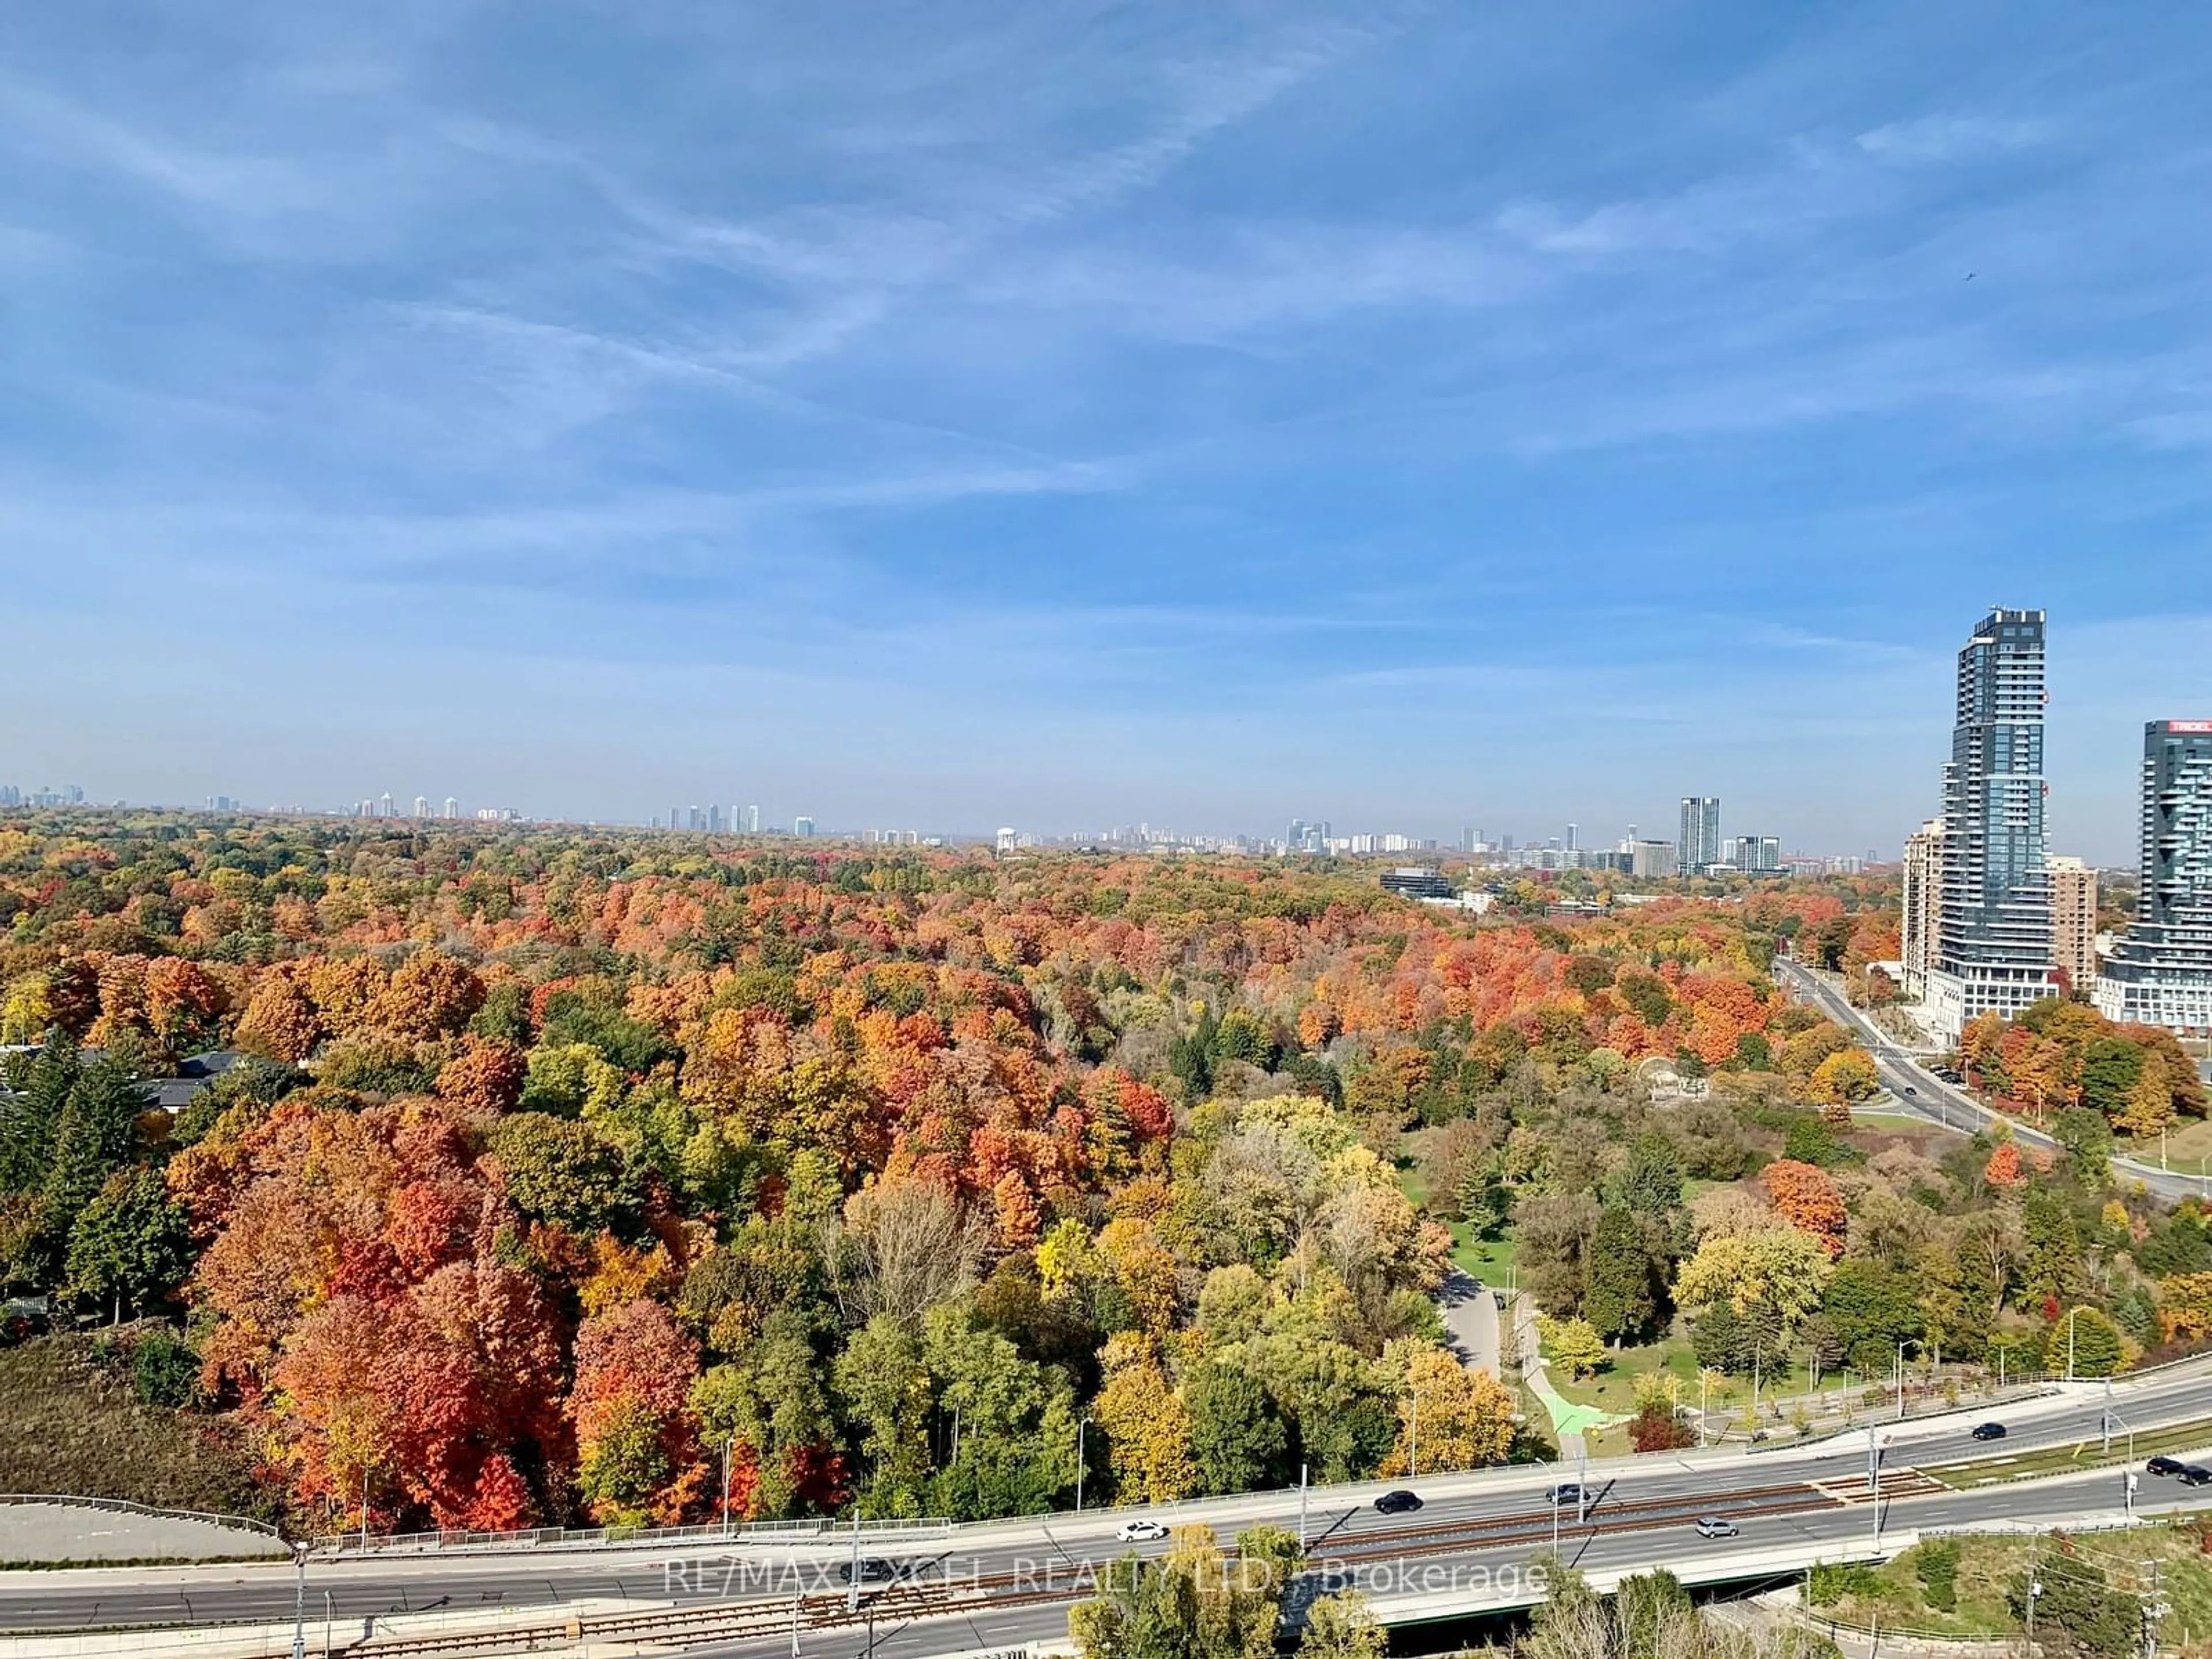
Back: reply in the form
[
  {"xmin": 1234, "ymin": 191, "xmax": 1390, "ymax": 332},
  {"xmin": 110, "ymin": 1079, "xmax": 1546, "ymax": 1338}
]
[
  {"xmin": 1513, "ymin": 1292, "xmax": 1629, "ymax": 1456},
  {"xmin": 1435, "ymin": 1270, "xmax": 1501, "ymax": 1376}
]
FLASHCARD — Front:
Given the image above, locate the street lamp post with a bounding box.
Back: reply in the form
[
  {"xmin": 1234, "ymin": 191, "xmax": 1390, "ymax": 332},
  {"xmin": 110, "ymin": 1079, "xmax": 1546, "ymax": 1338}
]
[
  {"xmin": 1075, "ymin": 1417, "xmax": 1090, "ymax": 1513},
  {"xmin": 721, "ymin": 1435, "xmax": 736, "ymax": 1537},
  {"xmin": 290, "ymin": 1546, "xmax": 307, "ymax": 1659},
  {"xmin": 1869, "ymin": 1433, "xmax": 1888, "ymax": 1549}
]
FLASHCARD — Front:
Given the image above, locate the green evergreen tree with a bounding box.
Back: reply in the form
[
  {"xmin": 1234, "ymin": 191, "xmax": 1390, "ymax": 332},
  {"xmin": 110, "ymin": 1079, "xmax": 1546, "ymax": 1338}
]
[
  {"xmin": 1583, "ymin": 1207, "xmax": 1658, "ymax": 1344},
  {"xmin": 62, "ymin": 1168, "xmax": 192, "ymax": 1319},
  {"xmin": 0, "ymin": 1039, "xmax": 79, "ymax": 1193},
  {"xmin": 41, "ymin": 1060, "xmax": 145, "ymax": 1224}
]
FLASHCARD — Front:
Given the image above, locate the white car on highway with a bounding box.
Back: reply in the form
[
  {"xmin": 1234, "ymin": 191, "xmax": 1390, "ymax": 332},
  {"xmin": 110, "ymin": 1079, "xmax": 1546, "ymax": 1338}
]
[{"xmin": 1116, "ymin": 1518, "xmax": 1171, "ymax": 1541}]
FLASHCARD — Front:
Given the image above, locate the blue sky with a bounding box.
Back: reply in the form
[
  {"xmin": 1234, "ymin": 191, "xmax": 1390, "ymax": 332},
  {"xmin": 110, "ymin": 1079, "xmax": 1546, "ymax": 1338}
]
[{"xmin": 2, "ymin": 2, "xmax": 2209, "ymax": 857}]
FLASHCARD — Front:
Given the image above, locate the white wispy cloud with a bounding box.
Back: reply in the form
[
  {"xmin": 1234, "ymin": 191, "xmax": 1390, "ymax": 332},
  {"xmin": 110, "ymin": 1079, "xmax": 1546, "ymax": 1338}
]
[{"xmin": 1855, "ymin": 113, "xmax": 2052, "ymax": 164}]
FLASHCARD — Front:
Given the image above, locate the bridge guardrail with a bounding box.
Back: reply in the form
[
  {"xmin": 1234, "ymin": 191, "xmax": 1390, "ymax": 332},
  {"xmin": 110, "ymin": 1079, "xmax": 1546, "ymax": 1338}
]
[{"xmin": 307, "ymin": 1513, "xmax": 953, "ymax": 1557}]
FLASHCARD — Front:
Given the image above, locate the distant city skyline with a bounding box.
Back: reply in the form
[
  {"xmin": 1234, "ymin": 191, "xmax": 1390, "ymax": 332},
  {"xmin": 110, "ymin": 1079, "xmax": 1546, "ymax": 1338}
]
[{"xmin": 0, "ymin": 772, "xmax": 1955, "ymax": 865}]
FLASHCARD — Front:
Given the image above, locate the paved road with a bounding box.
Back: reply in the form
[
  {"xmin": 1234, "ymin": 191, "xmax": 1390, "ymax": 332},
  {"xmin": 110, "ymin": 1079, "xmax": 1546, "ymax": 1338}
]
[
  {"xmin": 1436, "ymin": 1271, "xmax": 1502, "ymax": 1375},
  {"xmin": 0, "ymin": 1503, "xmax": 287, "ymax": 1566},
  {"xmin": 680, "ymin": 1460, "xmax": 2212, "ymax": 1659},
  {"xmin": 13, "ymin": 1368, "xmax": 2212, "ymax": 1638},
  {"xmin": 1774, "ymin": 959, "xmax": 2202, "ymax": 1203}
]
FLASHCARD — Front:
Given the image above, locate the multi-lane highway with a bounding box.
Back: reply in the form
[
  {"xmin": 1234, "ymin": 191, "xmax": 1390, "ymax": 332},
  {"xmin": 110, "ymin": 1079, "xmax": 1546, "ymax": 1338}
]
[
  {"xmin": 11, "ymin": 1366, "xmax": 2212, "ymax": 1647},
  {"xmin": 1774, "ymin": 958, "xmax": 2202, "ymax": 1202}
]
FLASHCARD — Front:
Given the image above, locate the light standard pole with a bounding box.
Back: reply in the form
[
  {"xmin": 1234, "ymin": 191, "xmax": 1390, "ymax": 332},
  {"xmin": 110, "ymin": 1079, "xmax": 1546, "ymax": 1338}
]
[
  {"xmin": 290, "ymin": 1546, "xmax": 307, "ymax": 1659},
  {"xmin": 2067, "ymin": 1308, "xmax": 2080, "ymax": 1382},
  {"xmin": 1411, "ymin": 1389, "xmax": 1419, "ymax": 1479},
  {"xmin": 1075, "ymin": 1416, "xmax": 1090, "ymax": 1513},
  {"xmin": 721, "ymin": 1435, "xmax": 736, "ymax": 1538},
  {"xmin": 1870, "ymin": 1433, "xmax": 1889, "ymax": 1550}
]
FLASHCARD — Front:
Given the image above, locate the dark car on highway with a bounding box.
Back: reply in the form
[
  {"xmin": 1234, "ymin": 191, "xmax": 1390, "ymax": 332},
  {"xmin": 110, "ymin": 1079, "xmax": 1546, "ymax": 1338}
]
[
  {"xmin": 1547, "ymin": 1482, "xmax": 1586, "ymax": 1506},
  {"xmin": 2179, "ymin": 1465, "xmax": 2212, "ymax": 1487},
  {"xmin": 1374, "ymin": 1489, "xmax": 1424, "ymax": 1515},
  {"xmin": 1970, "ymin": 1422, "xmax": 2008, "ymax": 1441},
  {"xmin": 2148, "ymin": 1457, "xmax": 2186, "ymax": 1478},
  {"xmin": 840, "ymin": 1559, "xmax": 902, "ymax": 1584}
]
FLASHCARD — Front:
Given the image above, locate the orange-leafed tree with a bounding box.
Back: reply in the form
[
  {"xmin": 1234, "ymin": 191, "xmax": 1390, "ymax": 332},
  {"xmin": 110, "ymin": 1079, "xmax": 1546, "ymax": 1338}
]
[
  {"xmin": 436, "ymin": 1036, "xmax": 529, "ymax": 1116},
  {"xmin": 234, "ymin": 970, "xmax": 324, "ymax": 1063},
  {"xmin": 1761, "ymin": 1160, "xmax": 1847, "ymax": 1257}
]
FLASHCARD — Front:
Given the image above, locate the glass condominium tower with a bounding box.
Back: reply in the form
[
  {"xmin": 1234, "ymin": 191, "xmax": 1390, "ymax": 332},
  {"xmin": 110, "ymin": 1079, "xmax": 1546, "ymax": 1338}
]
[
  {"xmin": 1923, "ymin": 607, "xmax": 2058, "ymax": 1039},
  {"xmin": 2094, "ymin": 720, "xmax": 2212, "ymax": 1034},
  {"xmin": 1677, "ymin": 797, "xmax": 1720, "ymax": 875}
]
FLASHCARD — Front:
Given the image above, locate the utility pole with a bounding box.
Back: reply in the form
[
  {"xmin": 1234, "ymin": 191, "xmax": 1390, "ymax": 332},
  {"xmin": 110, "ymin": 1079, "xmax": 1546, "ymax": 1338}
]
[
  {"xmin": 359, "ymin": 1465, "xmax": 371, "ymax": 1550},
  {"xmin": 1575, "ymin": 1443, "xmax": 1588, "ymax": 1528},
  {"xmin": 1298, "ymin": 1464, "xmax": 1308, "ymax": 1551},
  {"xmin": 1075, "ymin": 1418, "xmax": 1089, "ymax": 1513},
  {"xmin": 2027, "ymin": 1533, "xmax": 2043, "ymax": 1656},
  {"xmin": 1411, "ymin": 1391, "xmax": 1419, "ymax": 1479}
]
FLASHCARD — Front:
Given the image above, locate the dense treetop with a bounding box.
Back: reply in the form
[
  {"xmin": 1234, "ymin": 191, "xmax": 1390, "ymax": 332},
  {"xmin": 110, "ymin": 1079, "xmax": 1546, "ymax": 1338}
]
[{"xmin": 0, "ymin": 814, "xmax": 2197, "ymax": 1534}]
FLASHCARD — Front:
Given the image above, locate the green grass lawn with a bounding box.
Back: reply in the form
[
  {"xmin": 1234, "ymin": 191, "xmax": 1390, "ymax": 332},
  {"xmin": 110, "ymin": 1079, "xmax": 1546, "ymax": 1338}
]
[
  {"xmin": 1448, "ymin": 1223, "xmax": 1516, "ymax": 1284},
  {"xmin": 2116, "ymin": 1116, "xmax": 2212, "ymax": 1166},
  {"xmin": 1850, "ymin": 1108, "xmax": 1946, "ymax": 1132},
  {"xmin": 1546, "ymin": 1333, "xmax": 1911, "ymax": 1455},
  {"xmin": 1543, "ymin": 1334, "xmax": 1701, "ymax": 1452}
]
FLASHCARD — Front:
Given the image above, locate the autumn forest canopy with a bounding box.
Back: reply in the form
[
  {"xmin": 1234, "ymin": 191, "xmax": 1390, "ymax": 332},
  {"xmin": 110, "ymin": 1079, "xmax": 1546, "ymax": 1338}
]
[{"xmin": 0, "ymin": 813, "xmax": 2207, "ymax": 1537}]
